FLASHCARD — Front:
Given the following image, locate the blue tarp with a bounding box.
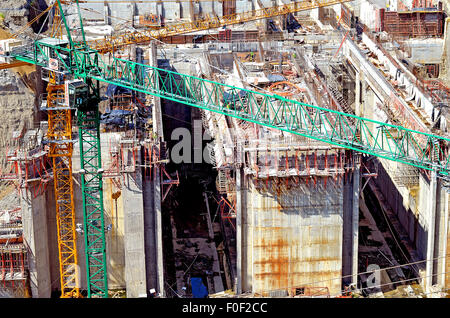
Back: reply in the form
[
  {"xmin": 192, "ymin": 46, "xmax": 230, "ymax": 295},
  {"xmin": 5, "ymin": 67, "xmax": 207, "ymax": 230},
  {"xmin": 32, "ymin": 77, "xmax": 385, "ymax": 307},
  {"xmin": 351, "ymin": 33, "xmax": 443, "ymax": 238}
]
[
  {"xmin": 267, "ymin": 74, "xmax": 285, "ymax": 82},
  {"xmin": 286, "ymin": 13, "xmax": 302, "ymax": 33},
  {"xmin": 101, "ymin": 109, "xmax": 132, "ymax": 126},
  {"xmin": 223, "ymin": 90, "xmax": 247, "ymax": 103},
  {"xmin": 190, "ymin": 277, "xmax": 208, "ymax": 298}
]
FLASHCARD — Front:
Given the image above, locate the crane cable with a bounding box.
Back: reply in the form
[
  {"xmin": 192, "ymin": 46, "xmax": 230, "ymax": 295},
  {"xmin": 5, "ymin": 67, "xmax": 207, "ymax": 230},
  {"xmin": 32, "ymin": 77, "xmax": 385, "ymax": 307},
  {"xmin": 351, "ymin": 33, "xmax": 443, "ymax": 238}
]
[{"xmin": 9, "ymin": 2, "xmax": 56, "ymax": 39}]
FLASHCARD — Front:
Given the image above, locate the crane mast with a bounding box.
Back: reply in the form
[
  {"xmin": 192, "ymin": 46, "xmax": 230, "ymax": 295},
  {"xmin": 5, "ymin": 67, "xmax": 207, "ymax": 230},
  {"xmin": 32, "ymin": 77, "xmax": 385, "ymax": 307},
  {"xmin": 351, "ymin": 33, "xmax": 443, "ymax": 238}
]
[{"xmin": 46, "ymin": 2, "xmax": 81, "ymax": 298}]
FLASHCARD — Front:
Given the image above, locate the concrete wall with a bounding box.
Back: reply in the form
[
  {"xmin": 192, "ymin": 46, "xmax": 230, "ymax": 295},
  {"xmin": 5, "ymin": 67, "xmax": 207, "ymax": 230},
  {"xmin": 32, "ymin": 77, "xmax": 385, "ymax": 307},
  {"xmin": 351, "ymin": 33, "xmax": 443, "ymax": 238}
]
[
  {"xmin": 21, "ymin": 188, "xmax": 51, "ymax": 297},
  {"xmin": 143, "ymin": 178, "xmax": 158, "ymax": 294},
  {"xmin": 404, "ymin": 39, "xmax": 444, "ymax": 65},
  {"xmin": 242, "ymin": 176, "xmax": 344, "ymax": 296},
  {"xmin": 78, "ymin": 0, "xmax": 320, "ymax": 25},
  {"xmin": 103, "ymin": 178, "xmax": 126, "ymax": 289},
  {"xmin": 122, "ymin": 159, "xmax": 147, "ymax": 298},
  {"xmin": 79, "ymin": 1, "xmax": 225, "ymax": 23}
]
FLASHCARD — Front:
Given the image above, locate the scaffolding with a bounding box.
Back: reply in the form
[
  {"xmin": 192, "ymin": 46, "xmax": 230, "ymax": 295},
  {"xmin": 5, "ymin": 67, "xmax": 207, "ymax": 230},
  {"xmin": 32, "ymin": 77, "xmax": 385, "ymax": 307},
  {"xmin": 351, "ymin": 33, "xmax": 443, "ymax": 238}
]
[
  {"xmin": 0, "ymin": 127, "xmax": 53, "ymax": 199},
  {"xmin": 0, "ymin": 245, "xmax": 27, "ymax": 289},
  {"xmin": 382, "ymin": 9, "xmax": 444, "ymax": 38},
  {"xmin": 0, "ymin": 207, "xmax": 28, "ymax": 297},
  {"xmin": 142, "ymin": 140, "xmax": 179, "ymax": 202}
]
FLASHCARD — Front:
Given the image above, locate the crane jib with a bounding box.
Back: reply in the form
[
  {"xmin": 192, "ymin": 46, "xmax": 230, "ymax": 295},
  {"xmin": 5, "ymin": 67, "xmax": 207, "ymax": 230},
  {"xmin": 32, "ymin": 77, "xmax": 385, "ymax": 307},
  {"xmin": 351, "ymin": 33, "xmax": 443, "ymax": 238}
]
[{"xmin": 10, "ymin": 40, "xmax": 450, "ymax": 177}]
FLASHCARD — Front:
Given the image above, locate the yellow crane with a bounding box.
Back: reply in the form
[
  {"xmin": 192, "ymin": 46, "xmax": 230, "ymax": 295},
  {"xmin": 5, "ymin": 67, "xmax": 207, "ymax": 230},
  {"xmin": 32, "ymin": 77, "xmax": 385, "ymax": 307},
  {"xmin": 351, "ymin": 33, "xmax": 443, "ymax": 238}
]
[
  {"xmin": 0, "ymin": 0, "xmax": 81, "ymax": 297},
  {"xmin": 89, "ymin": 0, "xmax": 351, "ymax": 53},
  {"xmin": 47, "ymin": 2, "xmax": 82, "ymax": 298}
]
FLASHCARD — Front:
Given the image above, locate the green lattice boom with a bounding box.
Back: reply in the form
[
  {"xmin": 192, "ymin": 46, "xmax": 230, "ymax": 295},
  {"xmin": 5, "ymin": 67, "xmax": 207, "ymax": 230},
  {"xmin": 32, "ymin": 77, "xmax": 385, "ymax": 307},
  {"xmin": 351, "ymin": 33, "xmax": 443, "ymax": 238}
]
[
  {"xmin": 78, "ymin": 105, "xmax": 108, "ymax": 298},
  {"xmin": 11, "ymin": 42, "xmax": 450, "ymax": 176}
]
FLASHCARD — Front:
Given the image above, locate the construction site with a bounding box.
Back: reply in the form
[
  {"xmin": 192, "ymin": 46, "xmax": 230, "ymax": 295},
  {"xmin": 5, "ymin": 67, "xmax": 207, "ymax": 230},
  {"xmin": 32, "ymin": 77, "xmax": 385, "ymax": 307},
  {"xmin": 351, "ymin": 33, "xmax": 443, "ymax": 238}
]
[{"xmin": 0, "ymin": 0, "xmax": 449, "ymax": 299}]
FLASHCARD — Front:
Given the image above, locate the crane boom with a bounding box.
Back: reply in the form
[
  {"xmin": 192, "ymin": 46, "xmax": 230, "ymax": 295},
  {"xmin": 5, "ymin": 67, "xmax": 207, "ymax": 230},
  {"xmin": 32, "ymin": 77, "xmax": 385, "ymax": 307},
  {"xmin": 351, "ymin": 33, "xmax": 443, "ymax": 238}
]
[
  {"xmin": 9, "ymin": 41, "xmax": 450, "ymax": 176},
  {"xmin": 89, "ymin": 0, "xmax": 352, "ymax": 54},
  {"xmin": 45, "ymin": 3, "xmax": 81, "ymax": 298}
]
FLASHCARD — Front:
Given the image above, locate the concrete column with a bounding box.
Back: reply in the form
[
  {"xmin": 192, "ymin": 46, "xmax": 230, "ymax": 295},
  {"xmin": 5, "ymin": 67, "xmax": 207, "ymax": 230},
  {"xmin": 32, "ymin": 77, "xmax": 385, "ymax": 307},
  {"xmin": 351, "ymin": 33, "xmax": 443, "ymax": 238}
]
[
  {"xmin": 203, "ymin": 193, "xmax": 225, "ymax": 293},
  {"xmin": 153, "ymin": 163, "xmax": 164, "ymax": 297},
  {"xmin": 143, "ymin": 178, "xmax": 158, "ymax": 294},
  {"xmin": 361, "ymin": 76, "xmax": 367, "ymax": 117},
  {"xmin": 438, "ymin": 189, "xmax": 448, "ymax": 287},
  {"xmin": 21, "ymin": 188, "xmax": 51, "ymax": 298},
  {"xmin": 342, "ymin": 157, "xmax": 360, "ymax": 288},
  {"xmin": 352, "ymin": 162, "xmax": 360, "ymax": 286},
  {"xmin": 150, "ymin": 41, "xmax": 165, "ymax": 297},
  {"xmin": 236, "ymin": 167, "xmax": 243, "ymax": 295},
  {"xmin": 443, "ymin": 18, "xmax": 450, "ymax": 83},
  {"xmin": 103, "ymin": 3, "xmax": 110, "ymax": 25},
  {"xmin": 355, "ymin": 72, "xmax": 361, "ymax": 117},
  {"xmin": 122, "ymin": 149, "xmax": 147, "ymax": 298},
  {"xmin": 426, "ymin": 170, "xmax": 437, "ymax": 293}
]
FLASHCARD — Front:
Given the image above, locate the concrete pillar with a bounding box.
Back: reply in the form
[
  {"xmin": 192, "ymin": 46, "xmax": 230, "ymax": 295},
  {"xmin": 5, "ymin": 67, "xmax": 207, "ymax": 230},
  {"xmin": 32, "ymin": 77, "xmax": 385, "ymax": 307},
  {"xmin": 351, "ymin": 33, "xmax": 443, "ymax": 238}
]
[
  {"xmin": 235, "ymin": 164, "xmax": 250, "ymax": 294},
  {"xmin": 150, "ymin": 41, "xmax": 165, "ymax": 297},
  {"xmin": 426, "ymin": 170, "xmax": 437, "ymax": 293},
  {"xmin": 236, "ymin": 167, "xmax": 243, "ymax": 295},
  {"xmin": 361, "ymin": 76, "xmax": 367, "ymax": 117},
  {"xmin": 122, "ymin": 149, "xmax": 147, "ymax": 298},
  {"xmin": 352, "ymin": 161, "xmax": 360, "ymax": 286},
  {"xmin": 153, "ymin": 162, "xmax": 164, "ymax": 297},
  {"xmin": 342, "ymin": 157, "xmax": 360, "ymax": 288},
  {"xmin": 426, "ymin": 171, "xmax": 448, "ymax": 291},
  {"xmin": 143, "ymin": 178, "xmax": 158, "ymax": 294},
  {"xmin": 131, "ymin": 4, "xmax": 136, "ymax": 27},
  {"xmin": 355, "ymin": 72, "xmax": 362, "ymax": 117},
  {"xmin": 203, "ymin": 193, "xmax": 225, "ymax": 293},
  {"xmin": 103, "ymin": 3, "xmax": 110, "ymax": 25},
  {"xmin": 443, "ymin": 18, "xmax": 450, "ymax": 82},
  {"xmin": 21, "ymin": 187, "xmax": 51, "ymax": 298},
  {"xmin": 438, "ymin": 188, "xmax": 448, "ymax": 287}
]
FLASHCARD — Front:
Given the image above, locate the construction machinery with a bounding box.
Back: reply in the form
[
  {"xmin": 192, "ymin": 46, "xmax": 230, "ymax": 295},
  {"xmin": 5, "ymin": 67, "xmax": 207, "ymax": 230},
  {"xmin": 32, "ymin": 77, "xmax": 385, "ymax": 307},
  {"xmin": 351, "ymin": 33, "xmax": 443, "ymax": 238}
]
[
  {"xmin": 89, "ymin": 0, "xmax": 353, "ymax": 53},
  {"xmin": 43, "ymin": 4, "xmax": 82, "ymax": 298},
  {"xmin": 0, "ymin": 0, "xmax": 449, "ymax": 298}
]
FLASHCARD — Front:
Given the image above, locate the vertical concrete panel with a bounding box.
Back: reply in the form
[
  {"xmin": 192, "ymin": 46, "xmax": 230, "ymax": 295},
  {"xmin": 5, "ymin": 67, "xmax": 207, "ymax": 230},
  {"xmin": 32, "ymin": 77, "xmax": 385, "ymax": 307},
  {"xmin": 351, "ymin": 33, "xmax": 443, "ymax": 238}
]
[
  {"xmin": 162, "ymin": 2, "xmax": 181, "ymax": 20},
  {"xmin": 143, "ymin": 179, "xmax": 158, "ymax": 293},
  {"xmin": 246, "ymin": 177, "xmax": 344, "ymax": 296},
  {"xmin": 99, "ymin": 133, "xmax": 126, "ymax": 289},
  {"xmin": 104, "ymin": 179, "xmax": 126, "ymax": 289},
  {"xmin": 110, "ymin": 3, "xmax": 134, "ymax": 26},
  {"xmin": 21, "ymin": 189, "xmax": 51, "ymax": 297},
  {"xmin": 236, "ymin": 0, "xmax": 253, "ymax": 13},
  {"xmin": 122, "ymin": 162, "xmax": 147, "ymax": 297}
]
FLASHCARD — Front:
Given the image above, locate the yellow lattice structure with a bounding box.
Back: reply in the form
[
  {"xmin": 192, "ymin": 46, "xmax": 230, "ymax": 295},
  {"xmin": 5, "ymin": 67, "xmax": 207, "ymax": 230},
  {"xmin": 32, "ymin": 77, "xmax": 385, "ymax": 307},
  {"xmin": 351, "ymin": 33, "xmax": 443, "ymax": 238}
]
[
  {"xmin": 46, "ymin": 84, "xmax": 81, "ymax": 298},
  {"xmin": 89, "ymin": 0, "xmax": 351, "ymax": 54},
  {"xmin": 46, "ymin": 5, "xmax": 81, "ymax": 298}
]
